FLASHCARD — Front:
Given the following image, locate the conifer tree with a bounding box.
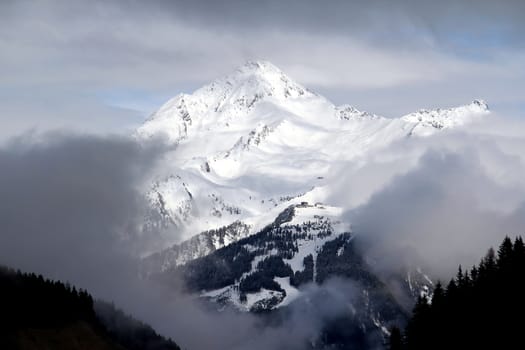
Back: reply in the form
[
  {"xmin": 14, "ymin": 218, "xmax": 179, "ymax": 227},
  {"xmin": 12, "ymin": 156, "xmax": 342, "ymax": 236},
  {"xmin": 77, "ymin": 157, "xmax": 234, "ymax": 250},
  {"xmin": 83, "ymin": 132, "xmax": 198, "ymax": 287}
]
[
  {"xmin": 497, "ymin": 236, "xmax": 514, "ymax": 269},
  {"xmin": 388, "ymin": 326, "xmax": 403, "ymax": 350},
  {"xmin": 401, "ymin": 235, "xmax": 525, "ymax": 349}
]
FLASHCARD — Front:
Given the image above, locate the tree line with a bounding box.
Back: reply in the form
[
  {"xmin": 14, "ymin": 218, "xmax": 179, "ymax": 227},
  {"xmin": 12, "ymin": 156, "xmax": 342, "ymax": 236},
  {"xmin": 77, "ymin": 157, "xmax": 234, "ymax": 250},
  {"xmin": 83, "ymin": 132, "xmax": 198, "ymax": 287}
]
[
  {"xmin": 0, "ymin": 266, "xmax": 180, "ymax": 350},
  {"xmin": 390, "ymin": 235, "xmax": 525, "ymax": 350}
]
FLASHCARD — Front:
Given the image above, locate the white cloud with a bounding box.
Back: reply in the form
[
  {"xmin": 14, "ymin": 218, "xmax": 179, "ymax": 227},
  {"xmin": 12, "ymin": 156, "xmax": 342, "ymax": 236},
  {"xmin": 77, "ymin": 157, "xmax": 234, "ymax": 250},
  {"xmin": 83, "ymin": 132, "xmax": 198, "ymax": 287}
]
[{"xmin": 319, "ymin": 115, "xmax": 525, "ymax": 279}]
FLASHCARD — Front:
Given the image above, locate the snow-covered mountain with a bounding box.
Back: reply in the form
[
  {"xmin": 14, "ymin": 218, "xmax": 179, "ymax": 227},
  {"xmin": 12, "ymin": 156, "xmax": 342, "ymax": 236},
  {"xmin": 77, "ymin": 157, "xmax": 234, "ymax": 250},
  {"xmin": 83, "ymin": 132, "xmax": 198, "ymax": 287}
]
[
  {"xmin": 137, "ymin": 61, "xmax": 487, "ymax": 328},
  {"xmin": 137, "ymin": 60, "xmax": 489, "ymax": 261}
]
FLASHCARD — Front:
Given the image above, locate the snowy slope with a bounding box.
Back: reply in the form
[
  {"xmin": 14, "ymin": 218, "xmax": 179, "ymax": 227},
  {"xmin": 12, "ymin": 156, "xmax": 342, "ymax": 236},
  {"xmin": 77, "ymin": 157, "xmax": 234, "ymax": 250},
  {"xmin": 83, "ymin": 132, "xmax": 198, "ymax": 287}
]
[
  {"xmin": 198, "ymin": 203, "xmax": 348, "ymax": 312},
  {"xmin": 137, "ymin": 60, "xmax": 490, "ymax": 268},
  {"xmin": 401, "ymin": 99, "xmax": 489, "ymax": 136}
]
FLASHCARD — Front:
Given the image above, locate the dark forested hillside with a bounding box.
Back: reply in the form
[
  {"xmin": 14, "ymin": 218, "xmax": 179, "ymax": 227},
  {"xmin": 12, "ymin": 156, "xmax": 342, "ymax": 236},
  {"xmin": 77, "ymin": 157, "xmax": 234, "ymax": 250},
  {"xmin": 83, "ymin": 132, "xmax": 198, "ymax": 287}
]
[
  {"xmin": 390, "ymin": 236, "xmax": 525, "ymax": 350},
  {"xmin": 0, "ymin": 266, "xmax": 180, "ymax": 350}
]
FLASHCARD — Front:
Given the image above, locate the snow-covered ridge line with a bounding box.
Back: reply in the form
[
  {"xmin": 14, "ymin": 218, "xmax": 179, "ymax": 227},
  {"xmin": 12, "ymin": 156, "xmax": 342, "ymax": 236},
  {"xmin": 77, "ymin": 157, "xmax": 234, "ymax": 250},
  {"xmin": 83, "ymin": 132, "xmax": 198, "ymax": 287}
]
[
  {"xmin": 137, "ymin": 60, "xmax": 489, "ymax": 145},
  {"xmin": 400, "ymin": 99, "xmax": 489, "ymax": 136}
]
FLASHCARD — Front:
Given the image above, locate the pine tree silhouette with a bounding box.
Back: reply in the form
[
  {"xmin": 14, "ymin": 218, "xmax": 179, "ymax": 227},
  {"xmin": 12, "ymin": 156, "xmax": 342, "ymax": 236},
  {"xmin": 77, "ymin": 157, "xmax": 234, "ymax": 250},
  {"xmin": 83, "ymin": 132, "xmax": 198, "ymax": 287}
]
[
  {"xmin": 388, "ymin": 326, "xmax": 403, "ymax": 350},
  {"xmin": 393, "ymin": 235, "xmax": 525, "ymax": 350}
]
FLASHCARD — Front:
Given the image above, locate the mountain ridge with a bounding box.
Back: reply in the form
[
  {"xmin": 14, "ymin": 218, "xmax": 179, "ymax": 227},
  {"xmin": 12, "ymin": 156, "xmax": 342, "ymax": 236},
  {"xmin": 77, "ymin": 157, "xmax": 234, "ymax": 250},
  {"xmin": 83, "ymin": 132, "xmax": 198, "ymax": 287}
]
[
  {"xmin": 137, "ymin": 60, "xmax": 488, "ymax": 145},
  {"xmin": 137, "ymin": 61, "xmax": 490, "ymax": 261}
]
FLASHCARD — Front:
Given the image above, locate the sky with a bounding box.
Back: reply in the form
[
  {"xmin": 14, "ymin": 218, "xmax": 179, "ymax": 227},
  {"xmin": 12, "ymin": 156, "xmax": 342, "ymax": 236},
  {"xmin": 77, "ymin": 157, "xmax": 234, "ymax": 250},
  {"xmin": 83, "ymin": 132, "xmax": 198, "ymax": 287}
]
[
  {"xmin": 1, "ymin": 1, "xmax": 525, "ymax": 348},
  {"xmin": 1, "ymin": 0, "xmax": 524, "ymax": 140}
]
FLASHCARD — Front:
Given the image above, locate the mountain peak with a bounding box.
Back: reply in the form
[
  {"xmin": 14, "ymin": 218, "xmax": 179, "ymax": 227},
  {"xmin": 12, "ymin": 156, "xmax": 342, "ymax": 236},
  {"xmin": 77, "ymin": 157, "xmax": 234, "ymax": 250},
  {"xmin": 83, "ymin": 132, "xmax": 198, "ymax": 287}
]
[
  {"xmin": 236, "ymin": 60, "xmax": 283, "ymax": 75},
  {"xmin": 470, "ymin": 99, "xmax": 489, "ymax": 111},
  {"xmin": 200, "ymin": 60, "xmax": 311, "ymax": 102},
  {"xmin": 136, "ymin": 60, "xmax": 318, "ymax": 143}
]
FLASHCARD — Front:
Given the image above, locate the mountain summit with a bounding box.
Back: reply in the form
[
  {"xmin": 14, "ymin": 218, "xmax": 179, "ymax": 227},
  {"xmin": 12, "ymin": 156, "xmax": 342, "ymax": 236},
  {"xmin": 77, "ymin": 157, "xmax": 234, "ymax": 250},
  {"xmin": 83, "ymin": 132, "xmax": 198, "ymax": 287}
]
[
  {"xmin": 137, "ymin": 60, "xmax": 317, "ymax": 143},
  {"xmin": 213, "ymin": 60, "xmax": 313, "ymax": 100}
]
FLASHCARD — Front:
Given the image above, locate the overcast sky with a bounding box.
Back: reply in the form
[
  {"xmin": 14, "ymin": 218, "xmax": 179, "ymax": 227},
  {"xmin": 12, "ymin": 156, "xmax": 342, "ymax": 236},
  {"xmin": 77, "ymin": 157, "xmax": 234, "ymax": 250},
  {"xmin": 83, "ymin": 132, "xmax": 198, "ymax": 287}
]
[{"xmin": 1, "ymin": 0, "xmax": 524, "ymax": 140}]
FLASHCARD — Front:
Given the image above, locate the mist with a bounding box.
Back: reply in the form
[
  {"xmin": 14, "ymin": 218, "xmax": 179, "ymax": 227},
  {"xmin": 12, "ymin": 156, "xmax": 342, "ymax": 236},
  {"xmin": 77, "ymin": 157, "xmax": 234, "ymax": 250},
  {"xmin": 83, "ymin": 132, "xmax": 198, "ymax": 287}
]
[
  {"xmin": 1, "ymin": 113, "xmax": 525, "ymax": 349},
  {"xmin": 0, "ymin": 132, "xmax": 382, "ymax": 349},
  {"xmin": 331, "ymin": 114, "xmax": 525, "ymax": 280}
]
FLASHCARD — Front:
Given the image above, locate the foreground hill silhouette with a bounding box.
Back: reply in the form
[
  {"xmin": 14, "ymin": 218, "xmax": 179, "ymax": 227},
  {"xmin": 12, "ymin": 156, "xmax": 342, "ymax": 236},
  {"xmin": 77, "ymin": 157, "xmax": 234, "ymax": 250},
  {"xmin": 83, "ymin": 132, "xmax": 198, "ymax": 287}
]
[
  {"xmin": 0, "ymin": 266, "xmax": 180, "ymax": 350},
  {"xmin": 390, "ymin": 235, "xmax": 525, "ymax": 350}
]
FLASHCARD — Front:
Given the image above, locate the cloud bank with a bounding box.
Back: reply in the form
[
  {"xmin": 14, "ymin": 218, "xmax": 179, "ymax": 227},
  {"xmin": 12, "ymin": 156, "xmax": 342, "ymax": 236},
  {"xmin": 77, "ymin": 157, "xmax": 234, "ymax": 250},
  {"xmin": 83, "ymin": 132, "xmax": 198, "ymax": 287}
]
[{"xmin": 331, "ymin": 115, "xmax": 525, "ymax": 279}]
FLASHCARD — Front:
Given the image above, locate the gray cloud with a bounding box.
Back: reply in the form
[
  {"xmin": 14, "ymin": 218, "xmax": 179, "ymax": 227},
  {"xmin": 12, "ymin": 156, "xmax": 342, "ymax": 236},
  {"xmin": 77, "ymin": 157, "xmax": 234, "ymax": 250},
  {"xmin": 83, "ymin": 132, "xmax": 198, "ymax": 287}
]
[
  {"xmin": 0, "ymin": 132, "xmax": 377, "ymax": 349},
  {"xmin": 148, "ymin": 278, "xmax": 371, "ymax": 350},
  {"xmin": 118, "ymin": 0, "xmax": 525, "ymax": 44},
  {"xmin": 0, "ymin": 0, "xmax": 524, "ymax": 138},
  {"xmin": 0, "ymin": 133, "xmax": 164, "ymax": 277}
]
